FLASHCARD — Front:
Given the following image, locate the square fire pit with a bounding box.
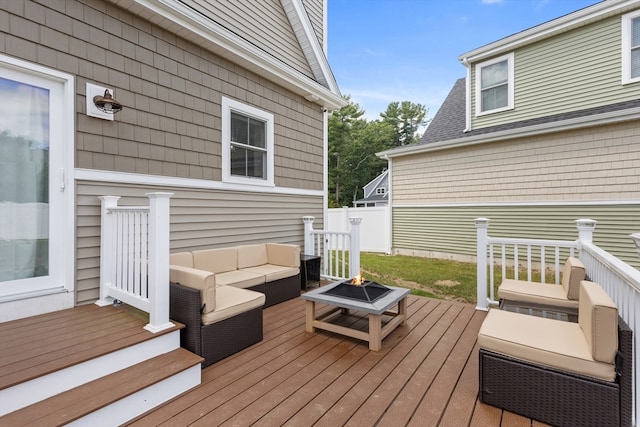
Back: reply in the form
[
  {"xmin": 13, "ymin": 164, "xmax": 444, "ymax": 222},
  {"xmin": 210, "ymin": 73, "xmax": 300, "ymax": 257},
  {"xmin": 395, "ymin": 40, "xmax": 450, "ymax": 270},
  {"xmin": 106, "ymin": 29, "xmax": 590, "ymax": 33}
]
[{"xmin": 321, "ymin": 280, "xmax": 392, "ymax": 303}]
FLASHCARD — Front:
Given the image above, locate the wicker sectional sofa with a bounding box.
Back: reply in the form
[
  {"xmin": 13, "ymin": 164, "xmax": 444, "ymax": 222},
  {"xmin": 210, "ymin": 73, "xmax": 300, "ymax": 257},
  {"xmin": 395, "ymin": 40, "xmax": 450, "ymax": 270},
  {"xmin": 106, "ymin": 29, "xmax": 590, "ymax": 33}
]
[
  {"xmin": 168, "ymin": 243, "xmax": 301, "ymax": 367},
  {"xmin": 479, "ymin": 280, "xmax": 632, "ymax": 426}
]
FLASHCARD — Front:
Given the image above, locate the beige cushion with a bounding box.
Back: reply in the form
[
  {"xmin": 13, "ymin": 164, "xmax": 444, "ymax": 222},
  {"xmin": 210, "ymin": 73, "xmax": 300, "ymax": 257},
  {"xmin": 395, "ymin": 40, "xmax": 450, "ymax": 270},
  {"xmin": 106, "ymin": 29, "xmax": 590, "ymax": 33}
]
[
  {"xmin": 237, "ymin": 244, "xmax": 268, "ymax": 269},
  {"xmin": 266, "ymin": 243, "xmax": 301, "ymax": 268},
  {"xmin": 170, "ymin": 252, "xmax": 193, "ymax": 268},
  {"xmin": 498, "ymin": 279, "xmax": 578, "ymax": 309},
  {"xmin": 201, "ymin": 286, "xmax": 265, "ymax": 325},
  {"xmin": 170, "ymin": 265, "xmax": 216, "ymax": 313},
  {"xmin": 215, "ymin": 270, "xmax": 265, "ymax": 289},
  {"xmin": 578, "ymin": 280, "xmax": 618, "ymax": 364},
  {"xmin": 242, "ymin": 265, "xmax": 300, "ymax": 282},
  {"xmin": 561, "ymin": 257, "xmax": 586, "ymax": 300},
  {"xmin": 478, "ymin": 309, "xmax": 616, "ymax": 382},
  {"xmin": 193, "ymin": 248, "xmax": 237, "ymax": 274}
]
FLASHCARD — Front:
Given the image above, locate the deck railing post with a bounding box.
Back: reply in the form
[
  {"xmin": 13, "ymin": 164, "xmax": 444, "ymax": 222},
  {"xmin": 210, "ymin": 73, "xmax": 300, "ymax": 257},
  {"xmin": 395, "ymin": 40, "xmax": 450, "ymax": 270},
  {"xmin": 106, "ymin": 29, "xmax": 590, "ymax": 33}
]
[
  {"xmin": 349, "ymin": 217, "xmax": 362, "ymax": 278},
  {"xmin": 302, "ymin": 216, "xmax": 315, "ymax": 256},
  {"xmin": 575, "ymin": 218, "xmax": 597, "ymax": 243},
  {"xmin": 96, "ymin": 196, "xmax": 120, "ymax": 307},
  {"xmin": 145, "ymin": 192, "xmax": 174, "ymax": 333},
  {"xmin": 475, "ymin": 218, "xmax": 490, "ymax": 311}
]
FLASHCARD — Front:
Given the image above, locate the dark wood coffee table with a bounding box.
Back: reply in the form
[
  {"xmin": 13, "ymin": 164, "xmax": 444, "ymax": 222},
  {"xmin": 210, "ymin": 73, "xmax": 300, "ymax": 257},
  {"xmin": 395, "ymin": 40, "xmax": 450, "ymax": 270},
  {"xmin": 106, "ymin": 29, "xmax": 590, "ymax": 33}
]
[{"xmin": 301, "ymin": 281, "xmax": 410, "ymax": 351}]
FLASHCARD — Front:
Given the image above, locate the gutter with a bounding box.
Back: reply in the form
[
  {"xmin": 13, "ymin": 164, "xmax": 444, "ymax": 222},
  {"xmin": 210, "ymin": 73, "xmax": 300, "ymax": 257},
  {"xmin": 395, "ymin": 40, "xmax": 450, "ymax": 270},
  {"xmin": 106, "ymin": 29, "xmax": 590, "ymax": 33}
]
[{"xmin": 377, "ymin": 107, "xmax": 640, "ymax": 159}]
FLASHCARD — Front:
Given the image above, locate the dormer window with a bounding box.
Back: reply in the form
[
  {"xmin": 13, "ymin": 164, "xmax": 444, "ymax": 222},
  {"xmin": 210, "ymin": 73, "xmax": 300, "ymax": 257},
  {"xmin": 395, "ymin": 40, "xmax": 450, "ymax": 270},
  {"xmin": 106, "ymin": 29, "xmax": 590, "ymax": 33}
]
[
  {"xmin": 376, "ymin": 188, "xmax": 386, "ymax": 195},
  {"xmin": 475, "ymin": 53, "xmax": 514, "ymax": 115},
  {"xmin": 622, "ymin": 10, "xmax": 640, "ymax": 84}
]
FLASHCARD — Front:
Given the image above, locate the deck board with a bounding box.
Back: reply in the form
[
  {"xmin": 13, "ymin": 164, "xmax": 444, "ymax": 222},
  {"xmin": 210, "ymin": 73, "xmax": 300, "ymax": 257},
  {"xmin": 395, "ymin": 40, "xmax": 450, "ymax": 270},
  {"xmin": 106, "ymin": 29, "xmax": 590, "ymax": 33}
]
[{"xmin": 127, "ymin": 294, "xmax": 551, "ymax": 426}]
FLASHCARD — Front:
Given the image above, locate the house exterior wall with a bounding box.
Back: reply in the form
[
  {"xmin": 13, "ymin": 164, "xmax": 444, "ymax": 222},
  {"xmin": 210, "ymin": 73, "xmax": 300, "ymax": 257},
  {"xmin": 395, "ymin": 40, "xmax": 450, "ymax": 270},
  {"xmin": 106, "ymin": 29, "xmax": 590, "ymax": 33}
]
[
  {"xmin": 390, "ymin": 121, "xmax": 640, "ymax": 268},
  {"xmin": 182, "ymin": 0, "xmax": 314, "ymax": 79},
  {"xmin": 1, "ymin": 0, "xmax": 328, "ymax": 306},
  {"xmin": 302, "ymin": 0, "xmax": 325, "ymax": 47},
  {"xmin": 471, "ymin": 11, "xmax": 640, "ymax": 130},
  {"xmin": 76, "ymin": 181, "xmax": 321, "ymax": 304}
]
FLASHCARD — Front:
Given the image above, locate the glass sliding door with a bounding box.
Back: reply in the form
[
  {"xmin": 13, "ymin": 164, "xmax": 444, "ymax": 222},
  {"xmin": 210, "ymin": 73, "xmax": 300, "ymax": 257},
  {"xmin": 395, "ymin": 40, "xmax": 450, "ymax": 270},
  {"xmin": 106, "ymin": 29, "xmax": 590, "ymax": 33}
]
[{"xmin": 0, "ymin": 62, "xmax": 68, "ymax": 299}]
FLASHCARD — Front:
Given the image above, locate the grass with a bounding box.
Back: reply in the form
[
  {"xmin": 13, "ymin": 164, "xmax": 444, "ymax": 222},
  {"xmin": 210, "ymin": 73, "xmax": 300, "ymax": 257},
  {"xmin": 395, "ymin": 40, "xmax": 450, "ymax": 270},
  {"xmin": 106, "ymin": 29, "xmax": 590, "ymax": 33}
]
[{"xmin": 359, "ymin": 253, "xmax": 557, "ymax": 304}]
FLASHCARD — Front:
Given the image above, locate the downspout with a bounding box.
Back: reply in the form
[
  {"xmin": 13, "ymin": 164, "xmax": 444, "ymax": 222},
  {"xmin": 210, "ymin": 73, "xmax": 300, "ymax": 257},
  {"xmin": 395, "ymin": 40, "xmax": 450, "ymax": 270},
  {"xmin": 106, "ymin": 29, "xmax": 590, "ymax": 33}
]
[
  {"xmin": 322, "ymin": 106, "xmax": 329, "ymax": 228},
  {"xmin": 383, "ymin": 154, "xmax": 392, "ymax": 255},
  {"xmin": 461, "ymin": 57, "xmax": 471, "ymax": 133}
]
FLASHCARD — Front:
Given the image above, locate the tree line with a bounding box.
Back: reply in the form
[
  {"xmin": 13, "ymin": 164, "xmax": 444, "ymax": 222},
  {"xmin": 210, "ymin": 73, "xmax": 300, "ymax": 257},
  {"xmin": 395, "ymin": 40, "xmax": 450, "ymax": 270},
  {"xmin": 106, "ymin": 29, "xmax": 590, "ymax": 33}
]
[{"xmin": 328, "ymin": 96, "xmax": 429, "ymax": 207}]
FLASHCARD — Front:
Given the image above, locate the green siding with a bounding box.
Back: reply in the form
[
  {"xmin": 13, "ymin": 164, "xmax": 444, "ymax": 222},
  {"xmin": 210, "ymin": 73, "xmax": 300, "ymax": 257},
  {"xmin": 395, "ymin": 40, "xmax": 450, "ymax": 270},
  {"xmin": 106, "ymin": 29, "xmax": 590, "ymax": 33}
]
[
  {"xmin": 393, "ymin": 204, "xmax": 640, "ymax": 269},
  {"xmin": 472, "ymin": 13, "xmax": 640, "ymax": 129}
]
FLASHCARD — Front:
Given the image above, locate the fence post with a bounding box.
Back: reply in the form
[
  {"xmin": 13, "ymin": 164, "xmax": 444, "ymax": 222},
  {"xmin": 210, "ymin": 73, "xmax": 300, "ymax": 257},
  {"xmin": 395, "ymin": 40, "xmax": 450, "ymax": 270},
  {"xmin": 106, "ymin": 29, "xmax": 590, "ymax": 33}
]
[
  {"xmin": 302, "ymin": 216, "xmax": 315, "ymax": 256},
  {"xmin": 575, "ymin": 218, "xmax": 597, "ymax": 243},
  {"xmin": 349, "ymin": 217, "xmax": 363, "ymax": 278},
  {"xmin": 475, "ymin": 218, "xmax": 490, "ymax": 311},
  {"xmin": 145, "ymin": 192, "xmax": 174, "ymax": 333},
  {"xmin": 96, "ymin": 196, "xmax": 120, "ymax": 307}
]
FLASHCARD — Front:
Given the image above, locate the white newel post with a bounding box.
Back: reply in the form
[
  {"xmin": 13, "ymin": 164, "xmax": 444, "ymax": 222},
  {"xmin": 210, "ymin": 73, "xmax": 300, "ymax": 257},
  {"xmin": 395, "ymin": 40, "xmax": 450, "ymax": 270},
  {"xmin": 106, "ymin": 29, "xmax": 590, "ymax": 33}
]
[
  {"xmin": 575, "ymin": 218, "xmax": 597, "ymax": 243},
  {"xmin": 349, "ymin": 217, "xmax": 362, "ymax": 278},
  {"xmin": 145, "ymin": 192, "xmax": 174, "ymax": 333},
  {"xmin": 475, "ymin": 218, "xmax": 490, "ymax": 311},
  {"xmin": 303, "ymin": 216, "xmax": 315, "ymax": 256},
  {"xmin": 96, "ymin": 196, "xmax": 121, "ymax": 307}
]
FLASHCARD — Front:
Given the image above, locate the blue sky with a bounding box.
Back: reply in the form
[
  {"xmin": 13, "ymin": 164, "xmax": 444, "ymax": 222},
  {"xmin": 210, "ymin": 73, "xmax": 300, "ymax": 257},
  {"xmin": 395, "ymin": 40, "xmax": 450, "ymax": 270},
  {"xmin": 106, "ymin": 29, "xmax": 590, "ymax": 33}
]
[{"xmin": 328, "ymin": 0, "xmax": 602, "ymax": 121}]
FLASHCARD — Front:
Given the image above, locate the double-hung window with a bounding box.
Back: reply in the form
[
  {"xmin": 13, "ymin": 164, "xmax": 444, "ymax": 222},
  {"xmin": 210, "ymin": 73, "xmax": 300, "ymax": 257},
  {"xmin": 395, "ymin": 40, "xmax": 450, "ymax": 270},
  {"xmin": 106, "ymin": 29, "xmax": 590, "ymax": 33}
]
[
  {"xmin": 475, "ymin": 53, "xmax": 514, "ymax": 115},
  {"xmin": 622, "ymin": 10, "xmax": 640, "ymax": 84},
  {"xmin": 222, "ymin": 97, "xmax": 274, "ymax": 186}
]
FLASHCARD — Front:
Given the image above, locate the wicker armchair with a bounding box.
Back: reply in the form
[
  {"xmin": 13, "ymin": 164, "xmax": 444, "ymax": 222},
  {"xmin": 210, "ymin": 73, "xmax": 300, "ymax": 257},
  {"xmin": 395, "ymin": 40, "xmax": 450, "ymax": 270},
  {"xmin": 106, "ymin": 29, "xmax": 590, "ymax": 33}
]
[{"xmin": 169, "ymin": 282, "xmax": 264, "ymax": 368}]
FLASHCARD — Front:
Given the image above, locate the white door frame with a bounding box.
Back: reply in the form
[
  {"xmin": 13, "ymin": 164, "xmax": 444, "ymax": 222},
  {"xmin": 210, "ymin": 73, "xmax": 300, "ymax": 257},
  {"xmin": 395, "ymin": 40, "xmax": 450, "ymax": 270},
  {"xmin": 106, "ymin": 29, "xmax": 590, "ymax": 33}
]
[{"xmin": 0, "ymin": 55, "xmax": 75, "ymax": 321}]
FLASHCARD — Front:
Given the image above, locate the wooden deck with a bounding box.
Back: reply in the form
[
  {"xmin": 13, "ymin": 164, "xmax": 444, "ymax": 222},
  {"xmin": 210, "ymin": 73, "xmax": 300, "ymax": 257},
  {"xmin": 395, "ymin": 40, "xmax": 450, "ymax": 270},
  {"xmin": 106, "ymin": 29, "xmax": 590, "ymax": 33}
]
[{"xmin": 129, "ymin": 295, "xmax": 551, "ymax": 427}]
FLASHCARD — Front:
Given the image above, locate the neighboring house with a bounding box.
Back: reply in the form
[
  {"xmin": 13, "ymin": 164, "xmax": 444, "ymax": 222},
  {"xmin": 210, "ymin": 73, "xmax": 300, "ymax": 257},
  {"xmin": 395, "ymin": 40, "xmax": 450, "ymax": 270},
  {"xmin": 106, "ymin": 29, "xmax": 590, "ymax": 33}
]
[
  {"xmin": 378, "ymin": 0, "xmax": 640, "ymax": 269},
  {"xmin": 353, "ymin": 169, "xmax": 389, "ymax": 207},
  {"xmin": 0, "ymin": 0, "xmax": 344, "ymax": 321}
]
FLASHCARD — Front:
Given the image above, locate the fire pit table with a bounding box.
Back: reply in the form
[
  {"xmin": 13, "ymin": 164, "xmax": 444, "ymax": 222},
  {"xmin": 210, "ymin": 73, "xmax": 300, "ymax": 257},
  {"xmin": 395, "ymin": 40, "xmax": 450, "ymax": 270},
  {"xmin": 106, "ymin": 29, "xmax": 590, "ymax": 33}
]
[{"xmin": 301, "ymin": 280, "xmax": 410, "ymax": 351}]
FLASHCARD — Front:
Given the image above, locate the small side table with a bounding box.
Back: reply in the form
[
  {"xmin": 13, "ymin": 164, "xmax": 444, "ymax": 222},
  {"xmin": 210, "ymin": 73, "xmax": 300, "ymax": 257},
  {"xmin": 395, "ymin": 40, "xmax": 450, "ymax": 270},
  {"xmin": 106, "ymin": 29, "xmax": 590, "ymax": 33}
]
[{"xmin": 300, "ymin": 254, "xmax": 321, "ymax": 290}]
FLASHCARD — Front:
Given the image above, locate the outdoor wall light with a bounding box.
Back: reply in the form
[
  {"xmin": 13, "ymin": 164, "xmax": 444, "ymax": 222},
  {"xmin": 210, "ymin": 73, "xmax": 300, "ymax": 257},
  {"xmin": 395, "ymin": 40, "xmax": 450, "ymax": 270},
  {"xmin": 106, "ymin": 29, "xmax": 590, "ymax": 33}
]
[
  {"xmin": 631, "ymin": 233, "xmax": 640, "ymax": 257},
  {"xmin": 93, "ymin": 89, "xmax": 122, "ymax": 114},
  {"xmin": 86, "ymin": 82, "xmax": 122, "ymax": 121}
]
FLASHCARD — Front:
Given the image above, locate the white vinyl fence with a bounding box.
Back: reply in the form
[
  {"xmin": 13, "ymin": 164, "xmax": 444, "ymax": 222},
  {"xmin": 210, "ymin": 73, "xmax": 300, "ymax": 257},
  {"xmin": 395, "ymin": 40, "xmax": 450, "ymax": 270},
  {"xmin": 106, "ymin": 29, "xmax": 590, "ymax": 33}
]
[{"xmin": 327, "ymin": 206, "xmax": 390, "ymax": 253}]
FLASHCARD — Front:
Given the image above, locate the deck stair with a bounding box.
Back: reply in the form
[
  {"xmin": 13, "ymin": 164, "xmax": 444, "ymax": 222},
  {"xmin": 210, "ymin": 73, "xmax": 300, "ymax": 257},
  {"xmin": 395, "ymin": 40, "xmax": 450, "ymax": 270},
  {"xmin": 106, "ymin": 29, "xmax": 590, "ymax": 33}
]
[{"xmin": 0, "ymin": 303, "xmax": 203, "ymax": 426}]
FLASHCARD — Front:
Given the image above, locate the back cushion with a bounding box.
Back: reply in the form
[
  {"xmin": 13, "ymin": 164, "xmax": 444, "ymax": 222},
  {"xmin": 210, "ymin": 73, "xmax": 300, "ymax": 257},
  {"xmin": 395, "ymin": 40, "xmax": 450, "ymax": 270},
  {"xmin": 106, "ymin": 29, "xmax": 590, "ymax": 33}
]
[
  {"xmin": 266, "ymin": 243, "xmax": 300, "ymax": 267},
  {"xmin": 170, "ymin": 265, "xmax": 216, "ymax": 313},
  {"xmin": 561, "ymin": 257, "xmax": 586, "ymax": 300},
  {"xmin": 578, "ymin": 280, "xmax": 618, "ymax": 364},
  {"xmin": 193, "ymin": 248, "xmax": 237, "ymax": 274},
  {"xmin": 169, "ymin": 252, "xmax": 193, "ymax": 268},
  {"xmin": 237, "ymin": 244, "xmax": 268, "ymax": 269}
]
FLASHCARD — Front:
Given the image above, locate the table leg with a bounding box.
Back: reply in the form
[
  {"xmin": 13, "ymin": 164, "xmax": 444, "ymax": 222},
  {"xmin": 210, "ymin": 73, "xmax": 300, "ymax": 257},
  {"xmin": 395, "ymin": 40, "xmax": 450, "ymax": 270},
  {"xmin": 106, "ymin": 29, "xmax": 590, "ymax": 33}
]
[
  {"xmin": 305, "ymin": 300, "xmax": 316, "ymax": 333},
  {"xmin": 368, "ymin": 314, "xmax": 382, "ymax": 351},
  {"xmin": 399, "ymin": 297, "xmax": 407, "ymax": 325}
]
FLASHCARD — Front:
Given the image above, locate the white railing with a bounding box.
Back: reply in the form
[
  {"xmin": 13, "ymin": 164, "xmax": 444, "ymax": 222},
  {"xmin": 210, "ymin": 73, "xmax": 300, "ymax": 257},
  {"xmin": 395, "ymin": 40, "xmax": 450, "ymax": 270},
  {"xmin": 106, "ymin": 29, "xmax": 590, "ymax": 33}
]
[
  {"xmin": 96, "ymin": 193, "xmax": 174, "ymax": 333},
  {"xmin": 476, "ymin": 217, "xmax": 639, "ymax": 426},
  {"xmin": 302, "ymin": 216, "xmax": 361, "ymax": 281}
]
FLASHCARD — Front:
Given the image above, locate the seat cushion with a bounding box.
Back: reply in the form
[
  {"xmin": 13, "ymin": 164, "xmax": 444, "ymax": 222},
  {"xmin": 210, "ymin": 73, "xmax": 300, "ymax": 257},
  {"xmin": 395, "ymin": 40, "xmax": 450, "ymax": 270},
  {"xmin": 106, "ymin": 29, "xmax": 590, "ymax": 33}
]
[
  {"xmin": 237, "ymin": 244, "xmax": 268, "ymax": 269},
  {"xmin": 478, "ymin": 309, "xmax": 616, "ymax": 381},
  {"xmin": 170, "ymin": 265, "xmax": 216, "ymax": 313},
  {"xmin": 193, "ymin": 247, "xmax": 237, "ymax": 274},
  {"xmin": 578, "ymin": 280, "xmax": 618, "ymax": 364},
  {"xmin": 561, "ymin": 257, "xmax": 586, "ymax": 300},
  {"xmin": 498, "ymin": 279, "xmax": 578, "ymax": 309},
  {"xmin": 242, "ymin": 265, "xmax": 300, "ymax": 282},
  {"xmin": 215, "ymin": 270, "xmax": 265, "ymax": 289},
  {"xmin": 201, "ymin": 286, "xmax": 265, "ymax": 325}
]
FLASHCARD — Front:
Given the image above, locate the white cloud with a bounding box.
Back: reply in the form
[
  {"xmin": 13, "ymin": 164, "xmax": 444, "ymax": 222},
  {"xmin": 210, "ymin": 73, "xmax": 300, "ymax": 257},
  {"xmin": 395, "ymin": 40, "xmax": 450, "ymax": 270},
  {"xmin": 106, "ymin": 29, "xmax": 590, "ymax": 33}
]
[{"xmin": 481, "ymin": 0, "xmax": 504, "ymax": 4}]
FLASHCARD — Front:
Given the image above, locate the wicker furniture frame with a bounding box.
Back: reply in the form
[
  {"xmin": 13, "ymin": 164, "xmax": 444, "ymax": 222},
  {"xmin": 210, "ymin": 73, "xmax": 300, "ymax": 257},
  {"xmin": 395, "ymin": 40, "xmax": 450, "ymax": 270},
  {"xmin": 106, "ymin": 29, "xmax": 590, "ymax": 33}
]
[
  {"xmin": 246, "ymin": 274, "xmax": 301, "ymax": 308},
  {"xmin": 499, "ymin": 298, "xmax": 578, "ymax": 322},
  {"xmin": 169, "ymin": 282, "xmax": 264, "ymax": 368},
  {"xmin": 479, "ymin": 316, "xmax": 633, "ymax": 427}
]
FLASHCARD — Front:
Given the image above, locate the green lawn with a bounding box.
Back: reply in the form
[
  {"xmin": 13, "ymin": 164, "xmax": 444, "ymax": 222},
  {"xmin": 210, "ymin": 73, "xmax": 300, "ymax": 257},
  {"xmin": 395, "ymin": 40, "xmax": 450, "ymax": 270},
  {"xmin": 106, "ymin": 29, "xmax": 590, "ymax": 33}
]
[{"xmin": 359, "ymin": 253, "xmax": 555, "ymax": 304}]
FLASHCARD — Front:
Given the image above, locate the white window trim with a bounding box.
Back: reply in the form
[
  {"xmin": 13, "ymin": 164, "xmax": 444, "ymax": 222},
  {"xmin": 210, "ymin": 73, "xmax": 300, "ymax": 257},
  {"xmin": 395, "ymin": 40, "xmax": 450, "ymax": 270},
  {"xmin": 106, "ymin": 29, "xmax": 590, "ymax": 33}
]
[
  {"xmin": 621, "ymin": 10, "xmax": 640, "ymax": 85},
  {"xmin": 221, "ymin": 96, "xmax": 274, "ymax": 187},
  {"xmin": 475, "ymin": 52, "xmax": 515, "ymax": 116}
]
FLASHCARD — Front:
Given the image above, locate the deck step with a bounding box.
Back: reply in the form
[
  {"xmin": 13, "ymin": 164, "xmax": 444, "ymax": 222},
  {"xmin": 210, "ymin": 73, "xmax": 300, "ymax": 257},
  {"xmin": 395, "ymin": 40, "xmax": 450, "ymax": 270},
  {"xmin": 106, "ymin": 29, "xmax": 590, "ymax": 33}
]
[{"xmin": 0, "ymin": 348, "xmax": 203, "ymax": 426}]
